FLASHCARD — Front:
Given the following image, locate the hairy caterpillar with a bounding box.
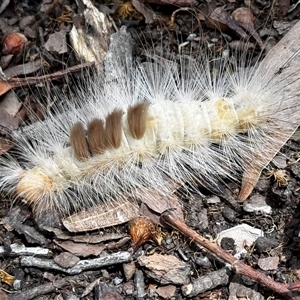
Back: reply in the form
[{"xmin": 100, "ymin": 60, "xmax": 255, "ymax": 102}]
[{"xmin": 1, "ymin": 21, "xmax": 300, "ymax": 232}]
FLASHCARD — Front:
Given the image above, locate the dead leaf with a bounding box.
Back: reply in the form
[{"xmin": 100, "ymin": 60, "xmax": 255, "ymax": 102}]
[
  {"xmin": 231, "ymin": 7, "xmax": 263, "ymax": 48},
  {"xmin": 277, "ymin": 0, "xmax": 290, "ymax": 16},
  {"xmin": 0, "ymin": 109, "xmax": 20, "ymax": 130},
  {"xmin": 54, "ymin": 240, "xmax": 106, "ymax": 257},
  {"xmin": 0, "ymin": 80, "xmax": 12, "ymax": 96},
  {"xmin": 0, "ymin": 269, "xmax": 15, "ymax": 286},
  {"xmin": 43, "ymin": 30, "xmax": 68, "ymax": 54},
  {"xmin": 0, "ymin": 91, "xmax": 22, "ymax": 116},
  {"xmin": 63, "ymin": 201, "xmax": 140, "ymax": 232},
  {"xmin": 4, "ymin": 59, "xmax": 42, "ymax": 78},
  {"xmin": 132, "ymin": 0, "xmax": 155, "ymax": 24},
  {"xmin": 135, "ymin": 188, "xmax": 184, "ymax": 225},
  {"xmin": 49, "ymin": 227, "xmax": 125, "ymax": 243},
  {"xmin": 208, "ymin": 7, "xmax": 248, "ymax": 39},
  {"xmin": 0, "ymin": 142, "xmax": 12, "ymax": 156},
  {"xmin": 239, "ymin": 21, "xmax": 300, "ymax": 201}
]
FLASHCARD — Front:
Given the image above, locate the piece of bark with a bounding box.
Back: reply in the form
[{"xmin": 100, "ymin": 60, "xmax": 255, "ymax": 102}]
[
  {"xmin": 137, "ymin": 253, "xmax": 190, "ymax": 285},
  {"xmin": 182, "ymin": 268, "xmax": 230, "ymax": 297}
]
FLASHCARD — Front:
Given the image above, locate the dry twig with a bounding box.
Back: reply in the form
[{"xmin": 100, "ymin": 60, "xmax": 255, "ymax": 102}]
[{"xmin": 160, "ymin": 209, "xmax": 300, "ymax": 300}]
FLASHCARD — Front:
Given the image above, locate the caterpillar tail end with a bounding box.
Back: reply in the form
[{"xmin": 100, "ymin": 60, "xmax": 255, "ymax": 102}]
[{"xmin": 16, "ymin": 169, "xmax": 54, "ymax": 212}]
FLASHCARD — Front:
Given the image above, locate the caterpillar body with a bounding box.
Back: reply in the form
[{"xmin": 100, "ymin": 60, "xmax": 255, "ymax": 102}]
[{"xmin": 1, "ymin": 22, "xmax": 300, "ymax": 232}]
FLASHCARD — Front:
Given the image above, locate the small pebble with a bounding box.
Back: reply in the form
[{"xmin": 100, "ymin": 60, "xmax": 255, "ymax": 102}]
[
  {"xmin": 187, "ymin": 33, "xmax": 197, "ymax": 41},
  {"xmin": 243, "ymin": 194, "xmax": 272, "ymax": 214},
  {"xmin": 255, "ymin": 178, "xmax": 271, "ymax": 192},
  {"xmin": 258, "ymin": 256, "xmax": 279, "ymax": 271},
  {"xmin": 123, "ymin": 282, "xmax": 134, "ymax": 295},
  {"xmin": 113, "ymin": 276, "xmax": 123, "ymax": 285},
  {"xmin": 101, "ymin": 269, "xmax": 110, "ymax": 279},
  {"xmin": 197, "ymin": 209, "xmax": 209, "ymax": 230},
  {"xmin": 254, "ymin": 236, "xmax": 278, "ymax": 252},
  {"xmin": 13, "ymin": 279, "xmax": 22, "ymax": 290},
  {"xmin": 222, "ymin": 207, "xmax": 236, "ymax": 223},
  {"xmin": 156, "ymin": 285, "xmax": 176, "ymax": 299},
  {"xmin": 272, "ymin": 154, "xmax": 287, "ymax": 169},
  {"xmin": 217, "ymin": 224, "xmax": 263, "ymax": 253},
  {"xmin": 123, "ymin": 261, "xmax": 136, "ymax": 281},
  {"xmin": 177, "ymin": 248, "xmax": 189, "ymax": 262},
  {"xmin": 165, "ymin": 237, "xmax": 173, "ymax": 245},
  {"xmin": 280, "ymin": 249, "xmax": 292, "ymax": 263},
  {"xmin": 64, "ymin": 295, "xmax": 80, "ymax": 300},
  {"xmin": 206, "ymin": 195, "xmax": 221, "ymax": 204},
  {"xmin": 220, "ymin": 237, "xmax": 235, "ymax": 251},
  {"xmin": 259, "ymin": 28, "xmax": 279, "ymax": 37},
  {"xmin": 195, "ymin": 256, "xmax": 212, "ymax": 269},
  {"xmin": 241, "ymin": 276, "xmax": 255, "ymax": 286},
  {"xmin": 291, "ymin": 163, "xmax": 300, "ymax": 179},
  {"xmin": 53, "ymin": 252, "xmax": 80, "ymax": 269}
]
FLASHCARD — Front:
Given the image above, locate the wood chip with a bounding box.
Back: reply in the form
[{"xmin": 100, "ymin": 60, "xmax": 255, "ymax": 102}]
[{"xmin": 137, "ymin": 253, "xmax": 190, "ymax": 285}]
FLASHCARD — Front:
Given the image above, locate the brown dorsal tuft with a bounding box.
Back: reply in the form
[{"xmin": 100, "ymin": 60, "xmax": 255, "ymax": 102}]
[
  {"xmin": 70, "ymin": 122, "xmax": 90, "ymax": 161},
  {"xmin": 127, "ymin": 102, "xmax": 150, "ymax": 139},
  {"xmin": 105, "ymin": 109, "xmax": 123, "ymax": 149},
  {"xmin": 87, "ymin": 118, "xmax": 107, "ymax": 155}
]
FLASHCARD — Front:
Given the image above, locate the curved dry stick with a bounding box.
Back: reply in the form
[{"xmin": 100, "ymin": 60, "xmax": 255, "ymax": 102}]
[
  {"xmin": 0, "ymin": 62, "xmax": 94, "ymax": 95},
  {"xmin": 160, "ymin": 209, "xmax": 300, "ymax": 300}
]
